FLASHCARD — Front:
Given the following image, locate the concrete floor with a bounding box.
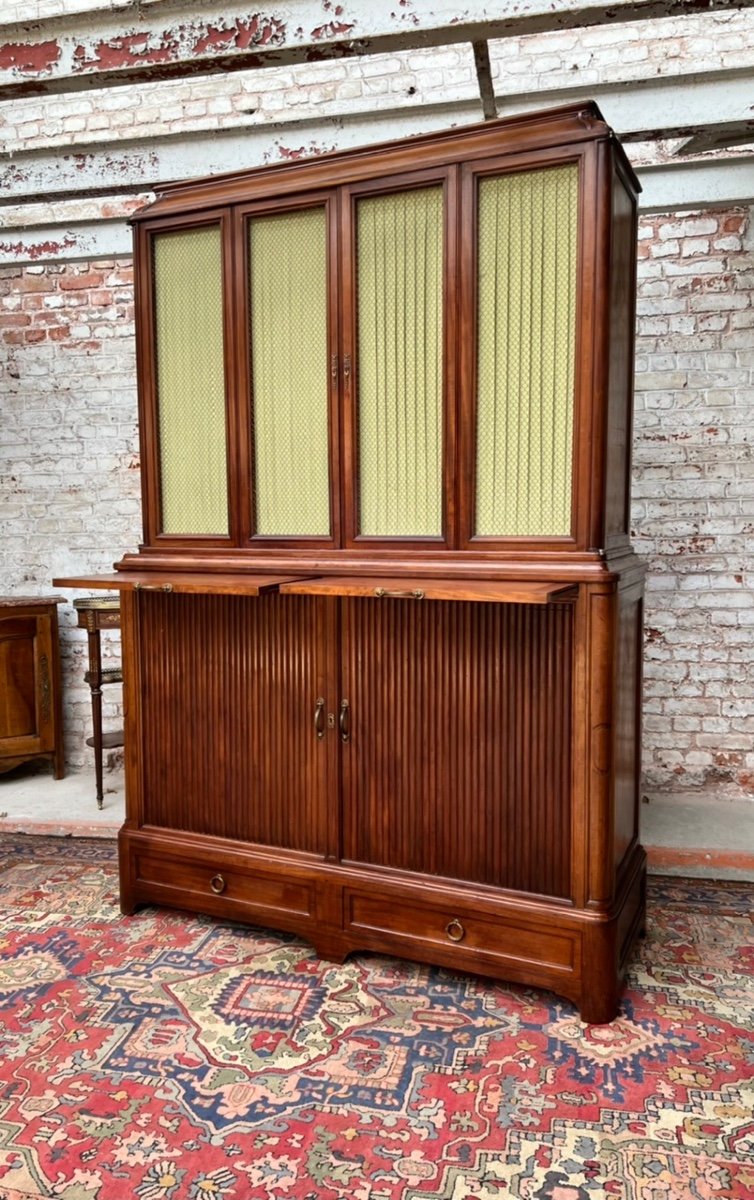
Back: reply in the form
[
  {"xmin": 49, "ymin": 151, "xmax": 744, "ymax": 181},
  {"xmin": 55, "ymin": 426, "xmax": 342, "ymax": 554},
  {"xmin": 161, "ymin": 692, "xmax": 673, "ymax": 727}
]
[
  {"xmin": 0, "ymin": 760, "xmax": 124, "ymax": 837},
  {"xmin": 640, "ymin": 793, "xmax": 754, "ymax": 880},
  {"xmin": 0, "ymin": 761, "xmax": 752, "ymax": 880}
]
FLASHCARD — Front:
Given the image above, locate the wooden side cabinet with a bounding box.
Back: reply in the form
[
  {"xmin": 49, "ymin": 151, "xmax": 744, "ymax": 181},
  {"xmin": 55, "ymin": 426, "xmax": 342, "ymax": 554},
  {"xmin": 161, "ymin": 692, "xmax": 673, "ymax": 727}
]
[{"xmin": 0, "ymin": 597, "xmax": 65, "ymax": 779}]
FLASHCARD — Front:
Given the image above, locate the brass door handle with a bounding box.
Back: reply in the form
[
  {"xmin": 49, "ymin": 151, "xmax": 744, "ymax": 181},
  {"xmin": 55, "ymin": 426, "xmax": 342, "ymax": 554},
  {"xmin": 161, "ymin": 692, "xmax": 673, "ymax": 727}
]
[
  {"xmin": 374, "ymin": 588, "xmax": 425, "ymax": 600},
  {"xmin": 314, "ymin": 696, "xmax": 325, "ymax": 740},
  {"xmin": 210, "ymin": 874, "xmax": 226, "ymax": 895},
  {"xmin": 133, "ymin": 582, "xmax": 173, "ymax": 592},
  {"xmin": 339, "ymin": 698, "xmax": 350, "ymax": 743}
]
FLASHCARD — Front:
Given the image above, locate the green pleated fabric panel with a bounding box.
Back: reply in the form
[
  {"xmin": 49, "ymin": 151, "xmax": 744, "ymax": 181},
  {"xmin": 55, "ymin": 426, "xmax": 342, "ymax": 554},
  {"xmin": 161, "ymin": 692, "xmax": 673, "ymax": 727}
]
[
  {"xmin": 475, "ymin": 164, "xmax": 578, "ymax": 537},
  {"xmin": 249, "ymin": 208, "xmax": 330, "ymax": 537},
  {"xmin": 357, "ymin": 186, "xmax": 443, "ymax": 538},
  {"xmin": 153, "ymin": 226, "xmax": 229, "ymax": 536}
]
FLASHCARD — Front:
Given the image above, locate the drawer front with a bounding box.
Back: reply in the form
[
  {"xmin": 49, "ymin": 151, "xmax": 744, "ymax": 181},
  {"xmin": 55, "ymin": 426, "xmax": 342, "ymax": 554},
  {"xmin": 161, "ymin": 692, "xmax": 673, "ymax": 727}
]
[
  {"xmin": 134, "ymin": 851, "xmax": 316, "ymax": 924},
  {"xmin": 345, "ymin": 889, "xmax": 576, "ymax": 974}
]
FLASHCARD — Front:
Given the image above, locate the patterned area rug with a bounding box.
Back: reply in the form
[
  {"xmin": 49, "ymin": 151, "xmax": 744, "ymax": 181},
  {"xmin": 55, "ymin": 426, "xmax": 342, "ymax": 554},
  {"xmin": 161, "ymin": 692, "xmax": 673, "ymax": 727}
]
[{"xmin": 0, "ymin": 835, "xmax": 752, "ymax": 1200}]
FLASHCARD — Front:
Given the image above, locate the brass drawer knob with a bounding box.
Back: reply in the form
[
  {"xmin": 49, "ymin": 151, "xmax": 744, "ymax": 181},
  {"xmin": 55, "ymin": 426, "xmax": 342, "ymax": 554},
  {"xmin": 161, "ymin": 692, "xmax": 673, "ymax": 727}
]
[
  {"xmin": 445, "ymin": 918, "xmax": 465, "ymax": 942},
  {"xmin": 210, "ymin": 874, "xmax": 226, "ymax": 895}
]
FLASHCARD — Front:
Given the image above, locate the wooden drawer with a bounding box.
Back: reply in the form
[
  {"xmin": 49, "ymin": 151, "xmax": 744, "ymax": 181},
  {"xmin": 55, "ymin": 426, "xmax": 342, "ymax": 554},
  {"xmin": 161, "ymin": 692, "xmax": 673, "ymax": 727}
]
[
  {"xmin": 134, "ymin": 851, "xmax": 316, "ymax": 925},
  {"xmin": 344, "ymin": 889, "xmax": 577, "ymax": 975}
]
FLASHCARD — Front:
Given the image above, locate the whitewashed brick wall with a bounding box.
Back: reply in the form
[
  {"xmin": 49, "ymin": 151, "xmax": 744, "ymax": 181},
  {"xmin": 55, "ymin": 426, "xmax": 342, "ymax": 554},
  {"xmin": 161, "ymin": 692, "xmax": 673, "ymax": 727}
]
[
  {"xmin": 634, "ymin": 206, "xmax": 754, "ymax": 797},
  {"xmin": 0, "ymin": 261, "xmax": 139, "ymax": 769},
  {"xmin": 1, "ymin": 9, "xmax": 753, "ymax": 795}
]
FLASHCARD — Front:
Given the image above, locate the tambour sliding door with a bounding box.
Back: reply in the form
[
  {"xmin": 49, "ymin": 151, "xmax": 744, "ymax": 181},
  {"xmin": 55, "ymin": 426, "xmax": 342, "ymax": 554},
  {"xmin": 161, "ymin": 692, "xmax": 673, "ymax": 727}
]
[
  {"xmin": 458, "ymin": 150, "xmax": 588, "ymax": 550},
  {"xmin": 137, "ymin": 591, "xmax": 336, "ymax": 852},
  {"xmin": 137, "ymin": 210, "xmax": 238, "ymax": 547},
  {"xmin": 340, "ymin": 595, "xmax": 574, "ymax": 899},
  {"xmin": 340, "ymin": 170, "xmax": 458, "ymax": 548},
  {"xmin": 234, "ymin": 192, "xmax": 341, "ymax": 547}
]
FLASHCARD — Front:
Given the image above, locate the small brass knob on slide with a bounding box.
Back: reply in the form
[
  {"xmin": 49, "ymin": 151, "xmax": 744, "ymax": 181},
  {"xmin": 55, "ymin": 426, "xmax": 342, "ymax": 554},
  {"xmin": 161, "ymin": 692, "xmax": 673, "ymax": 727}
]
[
  {"xmin": 210, "ymin": 874, "xmax": 226, "ymax": 895},
  {"xmin": 373, "ymin": 587, "xmax": 425, "ymax": 600},
  {"xmin": 445, "ymin": 918, "xmax": 465, "ymax": 942}
]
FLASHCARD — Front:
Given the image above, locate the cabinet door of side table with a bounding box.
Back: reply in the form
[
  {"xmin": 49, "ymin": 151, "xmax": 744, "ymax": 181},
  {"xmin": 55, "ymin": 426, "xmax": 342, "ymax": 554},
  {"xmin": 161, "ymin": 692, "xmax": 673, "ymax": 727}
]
[{"xmin": 0, "ymin": 598, "xmax": 65, "ymax": 778}]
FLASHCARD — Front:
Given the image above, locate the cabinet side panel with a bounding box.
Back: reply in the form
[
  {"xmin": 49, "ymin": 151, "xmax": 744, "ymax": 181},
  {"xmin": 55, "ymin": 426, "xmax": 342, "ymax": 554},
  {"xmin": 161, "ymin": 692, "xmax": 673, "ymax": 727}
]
[
  {"xmin": 604, "ymin": 167, "xmax": 638, "ymax": 545},
  {"xmin": 138, "ymin": 593, "xmax": 327, "ymax": 852},
  {"xmin": 614, "ymin": 587, "xmax": 643, "ymax": 868},
  {"xmin": 342, "ymin": 599, "xmax": 573, "ymax": 898}
]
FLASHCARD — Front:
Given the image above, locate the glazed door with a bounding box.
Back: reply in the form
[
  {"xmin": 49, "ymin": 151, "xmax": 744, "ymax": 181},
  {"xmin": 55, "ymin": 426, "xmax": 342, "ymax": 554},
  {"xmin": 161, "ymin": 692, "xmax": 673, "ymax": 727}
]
[
  {"xmin": 143, "ymin": 214, "xmax": 234, "ymax": 546},
  {"xmin": 341, "ymin": 170, "xmax": 455, "ymax": 548},
  {"xmin": 459, "ymin": 156, "xmax": 582, "ymax": 548},
  {"xmin": 136, "ymin": 591, "xmax": 335, "ymax": 853},
  {"xmin": 340, "ymin": 596, "xmax": 574, "ymax": 899},
  {"xmin": 241, "ymin": 194, "xmax": 340, "ymax": 547}
]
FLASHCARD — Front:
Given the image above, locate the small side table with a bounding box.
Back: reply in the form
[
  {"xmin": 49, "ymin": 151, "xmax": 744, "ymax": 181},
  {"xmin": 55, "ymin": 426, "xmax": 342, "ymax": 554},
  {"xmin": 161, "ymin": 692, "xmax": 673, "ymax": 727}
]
[
  {"xmin": 0, "ymin": 596, "xmax": 65, "ymax": 778},
  {"xmin": 74, "ymin": 596, "xmax": 124, "ymax": 809}
]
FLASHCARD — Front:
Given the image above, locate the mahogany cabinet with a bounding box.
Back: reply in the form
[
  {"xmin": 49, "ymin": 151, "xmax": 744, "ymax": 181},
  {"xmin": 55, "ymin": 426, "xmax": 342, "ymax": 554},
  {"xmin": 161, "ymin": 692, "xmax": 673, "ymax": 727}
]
[
  {"xmin": 0, "ymin": 597, "xmax": 65, "ymax": 778},
  {"xmin": 56, "ymin": 102, "xmax": 646, "ymax": 1023}
]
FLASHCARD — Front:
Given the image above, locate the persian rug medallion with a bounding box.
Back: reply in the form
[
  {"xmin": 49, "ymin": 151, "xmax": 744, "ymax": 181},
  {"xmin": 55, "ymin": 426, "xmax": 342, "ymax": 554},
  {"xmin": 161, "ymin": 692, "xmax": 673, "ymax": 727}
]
[{"xmin": 0, "ymin": 835, "xmax": 751, "ymax": 1199}]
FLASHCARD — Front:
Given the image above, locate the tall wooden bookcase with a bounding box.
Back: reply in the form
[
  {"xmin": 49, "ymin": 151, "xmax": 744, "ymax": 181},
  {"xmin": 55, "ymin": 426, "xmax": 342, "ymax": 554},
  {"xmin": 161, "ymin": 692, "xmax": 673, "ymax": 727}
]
[{"xmin": 57, "ymin": 102, "xmax": 645, "ymax": 1024}]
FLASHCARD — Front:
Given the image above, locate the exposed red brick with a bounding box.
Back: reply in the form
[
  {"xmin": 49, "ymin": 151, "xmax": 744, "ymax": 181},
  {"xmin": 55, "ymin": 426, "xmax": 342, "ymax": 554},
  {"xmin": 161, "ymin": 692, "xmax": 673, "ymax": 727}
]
[
  {"xmin": 21, "ymin": 294, "xmax": 49, "ymax": 311},
  {"xmin": 59, "ymin": 272, "xmax": 104, "ymax": 291},
  {"xmin": 32, "ymin": 310, "xmax": 67, "ymax": 326},
  {"xmin": 19, "ymin": 275, "xmax": 54, "ymax": 293}
]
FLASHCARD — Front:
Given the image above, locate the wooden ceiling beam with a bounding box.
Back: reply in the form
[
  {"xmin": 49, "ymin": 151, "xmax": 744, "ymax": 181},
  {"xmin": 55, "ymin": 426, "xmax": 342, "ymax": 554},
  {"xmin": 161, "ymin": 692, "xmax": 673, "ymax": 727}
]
[{"xmin": 1, "ymin": 0, "xmax": 752, "ymax": 99}]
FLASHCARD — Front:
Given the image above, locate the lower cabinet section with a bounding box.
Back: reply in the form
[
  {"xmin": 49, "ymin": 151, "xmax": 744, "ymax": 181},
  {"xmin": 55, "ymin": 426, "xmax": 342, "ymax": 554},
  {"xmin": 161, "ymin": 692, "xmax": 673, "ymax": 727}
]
[
  {"xmin": 120, "ymin": 828, "xmax": 647, "ymax": 1025},
  {"xmin": 112, "ymin": 576, "xmax": 646, "ymax": 1027}
]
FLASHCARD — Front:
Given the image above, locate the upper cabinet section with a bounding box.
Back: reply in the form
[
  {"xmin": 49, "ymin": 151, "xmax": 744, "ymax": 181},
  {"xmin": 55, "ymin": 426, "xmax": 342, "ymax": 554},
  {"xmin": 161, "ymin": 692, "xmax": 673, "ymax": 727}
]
[{"xmin": 129, "ymin": 103, "xmax": 639, "ymax": 571}]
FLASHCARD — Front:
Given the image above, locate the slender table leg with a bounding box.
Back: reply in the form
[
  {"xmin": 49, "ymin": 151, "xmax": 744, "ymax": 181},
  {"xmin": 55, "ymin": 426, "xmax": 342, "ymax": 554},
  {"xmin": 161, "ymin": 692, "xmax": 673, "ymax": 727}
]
[{"xmin": 85, "ymin": 626, "xmax": 104, "ymax": 809}]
